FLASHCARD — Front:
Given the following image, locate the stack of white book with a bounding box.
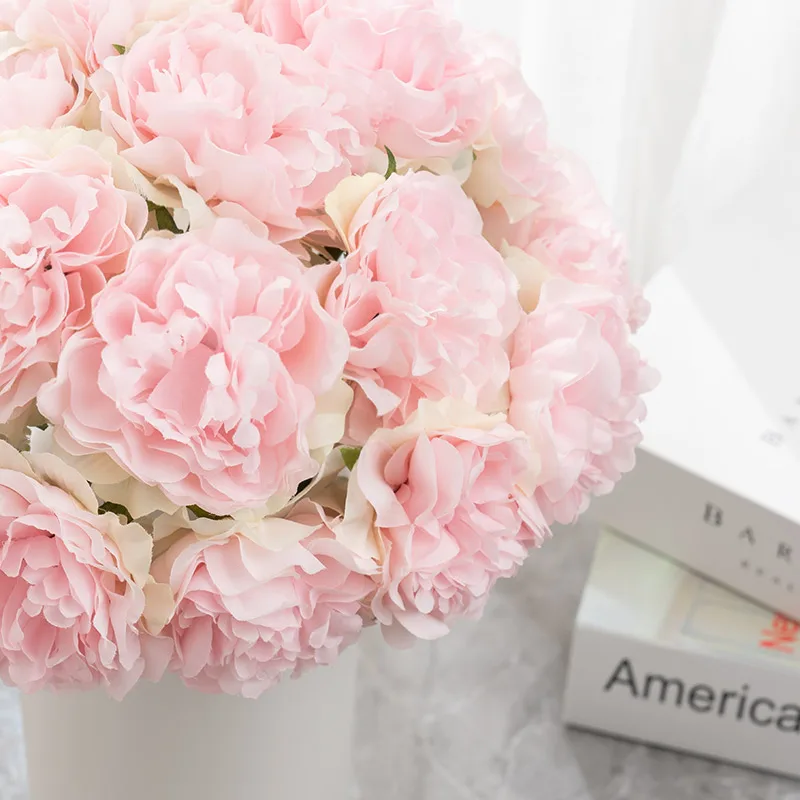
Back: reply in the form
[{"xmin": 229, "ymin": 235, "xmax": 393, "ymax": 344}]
[{"xmin": 562, "ymin": 264, "xmax": 800, "ymax": 777}]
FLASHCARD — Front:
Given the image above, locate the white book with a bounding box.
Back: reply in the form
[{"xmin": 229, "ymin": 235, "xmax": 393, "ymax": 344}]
[
  {"xmin": 563, "ymin": 531, "xmax": 800, "ymax": 779},
  {"xmin": 591, "ymin": 265, "xmax": 800, "ymax": 619}
]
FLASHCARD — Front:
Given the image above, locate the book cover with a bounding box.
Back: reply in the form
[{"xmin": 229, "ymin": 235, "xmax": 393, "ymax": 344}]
[
  {"xmin": 591, "ymin": 266, "xmax": 800, "ymax": 619},
  {"xmin": 563, "ymin": 531, "xmax": 800, "ymax": 778}
]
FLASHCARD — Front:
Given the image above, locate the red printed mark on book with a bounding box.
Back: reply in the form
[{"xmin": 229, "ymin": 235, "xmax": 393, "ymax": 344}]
[{"xmin": 760, "ymin": 614, "xmax": 800, "ymax": 654}]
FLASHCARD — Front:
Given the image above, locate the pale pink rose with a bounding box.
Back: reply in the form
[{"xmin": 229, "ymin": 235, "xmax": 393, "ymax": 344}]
[
  {"xmin": 152, "ymin": 503, "xmax": 375, "ymax": 698},
  {"xmin": 91, "ymin": 10, "xmax": 358, "ymax": 238},
  {"xmin": 323, "ymin": 172, "xmax": 520, "ymax": 441},
  {"xmin": 342, "ymin": 400, "xmax": 548, "ymax": 647},
  {"xmin": 508, "ymin": 279, "xmax": 658, "ymax": 526},
  {"xmin": 39, "ymin": 218, "xmax": 352, "ymax": 516},
  {"xmin": 0, "ymin": 132, "xmax": 147, "ymax": 425},
  {"xmin": 0, "ymin": 43, "xmax": 86, "ymax": 130},
  {"xmin": 241, "ymin": 0, "xmax": 493, "ymax": 160},
  {"xmin": 0, "ymin": 440, "xmax": 157, "ymax": 698}
]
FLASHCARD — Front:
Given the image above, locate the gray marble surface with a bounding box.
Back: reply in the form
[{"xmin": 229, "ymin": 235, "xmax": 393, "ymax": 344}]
[{"xmin": 2, "ymin": 521, "xmax": 799, "ymax": 799}]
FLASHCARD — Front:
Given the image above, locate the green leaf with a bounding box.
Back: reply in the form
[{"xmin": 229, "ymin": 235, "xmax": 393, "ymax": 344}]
[
  {"xmin": 187, "ymin": 504, "xmax": 227, "ymax": 521},
  {"xmin": 146, "ymin": 200, "xmax": 181, "ymax": 234},
  {"xmin": 156, "ymin": 206, "xmax": 180, "ymax": 234},
  {"xmin": 384, "ymin": 147, "xmax": 397, "ymax": 179},
  {"xmin": 340, "ymin": 446, "xmax": 362, "ymax": 472},
  {"xmin": 99, "ymin": 501, "xmax": 133, "ymax": 523},
  {"xmin": 112, "ymin": 44, "xmax": 127, "ymax": 55}
]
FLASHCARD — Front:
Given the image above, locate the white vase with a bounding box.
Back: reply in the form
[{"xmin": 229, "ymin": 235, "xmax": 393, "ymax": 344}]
[{"xmin": 20, "ymin": 645, "xmax": 359, "ymax": 800}]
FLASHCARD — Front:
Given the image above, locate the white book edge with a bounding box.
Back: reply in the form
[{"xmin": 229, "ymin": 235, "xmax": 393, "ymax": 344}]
[
  {"xmin": 591, "ymin": 448, "xmax": 800, "ymax": 620},
  {"xmin": 563, "ymin": 625, "xmax": 800, "ymax": 780},
  {"xmin": 563, "ymin": 533, "xmax": 800, "ymax": 779}
]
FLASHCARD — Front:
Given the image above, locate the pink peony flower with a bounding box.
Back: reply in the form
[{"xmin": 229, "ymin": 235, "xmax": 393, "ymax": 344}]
[
  {"xmin": 1, "ymin": 0, "xmax": 139, "ymax": 73},
  {"xmin": 0, "ymin": 129, "xmax": 147, "ymax": 425},
  {"xmin": 465, "ymin": 60, "xmax": 645, "ymax": 326},
  {"xmin": 0, "ymin": 0, "xmax": 125, "ymax": 74},
  {"xmin": 151, "ymin": 502, "xmax": 375, "ymax": 698},
  {"xmin": 240, "ymin": 0, "xmax": 493, "ymax": 160},
  {"xmin": 91, "ymin": 9, "xmax": 358, "ymax": 238},
  {"xmin": 0, "ymin": 42, "xmax": 86, "ymax": 130},
  {"xmin": 39, "ymin": 218, "xmax": 353, "ymax": 516},
  {"xmin": 341, "ymin": 400, "xmax": 548, "ymax": 647},
  {"xmin": 0, "ymin": 440, "xmax": 159, "ymax": 698},
  {"xmin": 464, "ymin": 58, "xmax": 560, "ymax": 224},
  {"xmin": 479, "ymin": 157, "xmax": 635, "ymax": 311},
  {"xmin": 508, "ymin": 278, "xmax": 658, "ymax": 526},
  {"xmin": 1, "ymin": 0, "xmax": 227, "ymax": 73},
  {"xmin": 323, "ymin": 172, "xmax": 520, "ymax": 442},
  {"xmin": 234, "ymin": 0, "xmax": 324, "ymax": 45}
]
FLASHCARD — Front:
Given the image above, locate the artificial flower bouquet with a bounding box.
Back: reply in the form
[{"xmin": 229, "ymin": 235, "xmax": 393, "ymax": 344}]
[{"xmin": 0, "ymin": 0, "xmax": 655, "ymax": 701}]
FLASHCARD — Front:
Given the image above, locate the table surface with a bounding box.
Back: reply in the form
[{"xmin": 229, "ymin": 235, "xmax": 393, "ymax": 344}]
[{"xmin": 2, "ymin": 521, "xmax": 799, "ymax": 799}]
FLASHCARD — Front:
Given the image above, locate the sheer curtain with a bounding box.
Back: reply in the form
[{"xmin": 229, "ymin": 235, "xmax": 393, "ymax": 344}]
[{"xmin": 456, "ymin": 0, "xmax": 800, "ymax": 285}]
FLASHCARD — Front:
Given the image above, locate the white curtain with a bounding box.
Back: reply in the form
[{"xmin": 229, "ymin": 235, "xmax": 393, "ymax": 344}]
[{"xmin": 456, "ymin": 0, "xmax": 800, "ymax": 286}]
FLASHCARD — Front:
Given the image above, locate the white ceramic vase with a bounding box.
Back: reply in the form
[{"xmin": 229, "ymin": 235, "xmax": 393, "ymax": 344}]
[{"xmin": 21, "ymin": 645, "xmax": 359, "ymax": 800}]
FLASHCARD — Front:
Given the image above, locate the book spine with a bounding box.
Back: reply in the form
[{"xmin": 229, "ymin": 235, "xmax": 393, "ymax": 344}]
[
  {"xmin": 591, "ymin": 449, "xmax": 800, "ymax": 619},
  {"xmin": 563, "ymin": 625, "xmax": 800, "ymax": 778}
]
